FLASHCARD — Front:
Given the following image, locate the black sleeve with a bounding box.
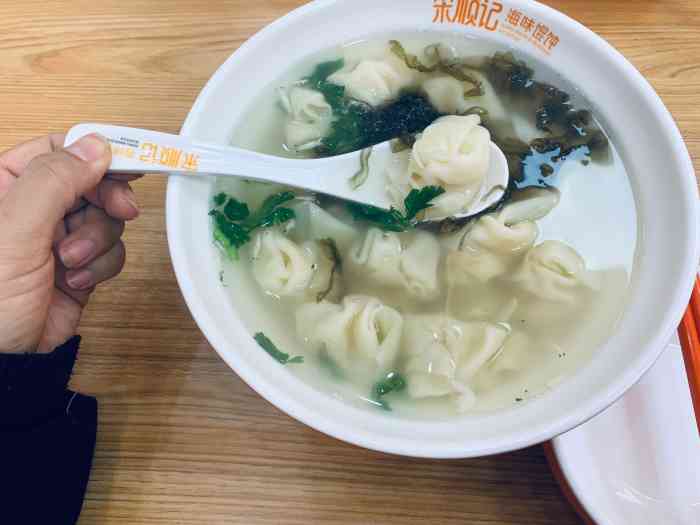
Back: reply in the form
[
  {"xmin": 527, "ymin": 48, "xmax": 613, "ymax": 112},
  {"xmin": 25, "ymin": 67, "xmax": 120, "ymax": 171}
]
[{"xmin": 0, "ymin": 336, "xmax": 97, "ymax": 525}]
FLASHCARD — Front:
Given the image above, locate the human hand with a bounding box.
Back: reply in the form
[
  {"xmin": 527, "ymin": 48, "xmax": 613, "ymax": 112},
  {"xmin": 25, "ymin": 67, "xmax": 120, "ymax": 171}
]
[{"xmin": 0, "ymin": 133, "xmax": 139, "ymax": 354}]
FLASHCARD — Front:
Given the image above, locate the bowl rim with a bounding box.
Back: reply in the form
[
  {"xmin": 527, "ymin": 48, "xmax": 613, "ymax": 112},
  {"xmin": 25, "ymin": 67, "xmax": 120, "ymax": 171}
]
[{"xmin": 166, "ymin": 0, "xmax": 700, "ymax": 457}]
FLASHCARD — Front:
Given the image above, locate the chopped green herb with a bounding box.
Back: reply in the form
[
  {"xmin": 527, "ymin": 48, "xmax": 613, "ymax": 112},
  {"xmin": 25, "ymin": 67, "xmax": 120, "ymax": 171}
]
[
  {"xmin": 212, "ymin": 223, "xmax": 240, "ymax": 260},
  {"xmin": 243, "ymin": 191, "xmax": 296, "ymax": 229},
  {"xmin": 347, "ymin": 185, "xmax": 445, "ymax": 232},
  {"xmin": 404, "ymin": 186, "xmax": 446, "ymax": 221},
  {"xmin": 259, "ymin": 207, "xmax": 295, "ymax": 229},
  {"xmin": 254, "ymin": 332, "xmax": 304, "ymax": 365},
  {"xmin": 371, "ymin": 371, "xmax": 407, "ymax": 411},
  {"xmin": 224, "ymin": 198, "xmax": 250, "ymax": 221},
  {"xmin": 210, "ymin": 209, "xmax": 250, "ymax": 259},
  {"xmin": 213, "ymin": 192, "xmax": 227, "ymax": 206},
  {"xmin": 347, "ymin": 202, "xmax": 410, "ymax": 232},
  {"xmin": 316, "ymin": 238, "xmax": 342, "ymax": 303},
  {"xmin": 210, "ymin": 191, "xmax": 296, "ymax": 260},
  {"xmin": 320, "ymin": 100, "xmax": 370, "ymax": 155},
  {"xmin": 348, "ymin": 147, "xmax": 373, "ymax": 190}
]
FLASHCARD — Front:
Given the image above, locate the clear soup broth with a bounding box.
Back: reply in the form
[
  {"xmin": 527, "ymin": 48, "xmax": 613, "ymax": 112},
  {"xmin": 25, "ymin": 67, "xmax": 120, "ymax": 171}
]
[{"xmin": 211, "ymin": 33, "xmax": 638, "ymax": 418}]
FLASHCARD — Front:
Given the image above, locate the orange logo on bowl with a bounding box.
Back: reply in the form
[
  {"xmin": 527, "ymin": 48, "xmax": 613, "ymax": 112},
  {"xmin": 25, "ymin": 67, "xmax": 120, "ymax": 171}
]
[
  {"xmin": 432, "ymin": 1, "xmax": 561, "ymax": 55},
  {"xmin": 432, "ymin": 0, "xmax": 503, "ymax": 30}
]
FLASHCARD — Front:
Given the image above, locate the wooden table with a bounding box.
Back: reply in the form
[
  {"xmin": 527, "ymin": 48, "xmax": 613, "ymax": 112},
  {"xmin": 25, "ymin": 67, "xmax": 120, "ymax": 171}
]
[{"xmin": 1, "ymin": 1, "xmax": 697, "ymax": 523}]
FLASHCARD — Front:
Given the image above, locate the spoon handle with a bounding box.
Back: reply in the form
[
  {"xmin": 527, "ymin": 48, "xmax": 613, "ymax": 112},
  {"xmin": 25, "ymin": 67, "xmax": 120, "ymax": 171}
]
[
  {"xmin": 65, "ymin": 123, "xmax": 326, "ymax": 187},
  {"xmin": 65, "ymin": 123, "xmax": 397, "ymax": 209}
]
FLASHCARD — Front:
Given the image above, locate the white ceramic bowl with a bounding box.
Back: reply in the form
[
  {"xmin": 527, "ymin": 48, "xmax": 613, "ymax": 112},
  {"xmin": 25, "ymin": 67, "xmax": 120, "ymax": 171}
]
[{"xmin": 166, "ymin": 0, "xmax": 699, "ymax": 458}]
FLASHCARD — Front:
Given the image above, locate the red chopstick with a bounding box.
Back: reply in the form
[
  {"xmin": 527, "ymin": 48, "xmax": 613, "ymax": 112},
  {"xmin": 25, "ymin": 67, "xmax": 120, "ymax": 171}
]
[
  {"xmin": 543, "ymin": 443, "xmax": 596, "ymax": 525},
  {"xmin": 678, "ymin": 276, "xmax": 700, "ymax": 436}
]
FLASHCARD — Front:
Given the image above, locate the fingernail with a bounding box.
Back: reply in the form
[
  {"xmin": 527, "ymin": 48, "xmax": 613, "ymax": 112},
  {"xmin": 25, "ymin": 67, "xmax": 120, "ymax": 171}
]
[
  {"xmin": 123, "ymin": 186, "xmax": 139, "ymax": 214},
  {"xmin": 60, "ymin": 239, "xmax": 96, "ymax": 268},
  {"xmin": 66, "ymin": 134, "xmax": 108, "ymax": 163},
  {"xmin": 67, "ymin": 269, "xmax": 93, "ymax": 290}
]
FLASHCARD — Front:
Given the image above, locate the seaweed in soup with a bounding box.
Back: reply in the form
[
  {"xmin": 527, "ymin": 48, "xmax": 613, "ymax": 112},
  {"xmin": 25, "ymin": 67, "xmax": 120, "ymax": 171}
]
[
  {"xmin": 306, "ymin": 43, "xmax": 610, "ymax": 188},
  {"xmin": 485, "ymin": 51, "xmax": 535, "ymax": 93},
  {"xmin": 390, "ymin": 40, "xmax": 483, "ymax": 96},
  {"xmin": 317, "ymin": 92, "xmax": 442, "ymax": 157}
]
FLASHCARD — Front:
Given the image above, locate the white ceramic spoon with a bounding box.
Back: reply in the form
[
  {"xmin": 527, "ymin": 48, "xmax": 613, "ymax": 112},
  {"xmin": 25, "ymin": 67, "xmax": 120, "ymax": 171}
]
[{"xmin": 65, "ymin": 123, "xmax": 509, "ymax": 219}]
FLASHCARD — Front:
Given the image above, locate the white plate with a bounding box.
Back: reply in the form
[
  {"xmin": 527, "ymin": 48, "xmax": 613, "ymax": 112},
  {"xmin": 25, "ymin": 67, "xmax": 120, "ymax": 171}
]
[{"xmin": 551, "ymin": 336, "xmax": 700, "ymax": 524}]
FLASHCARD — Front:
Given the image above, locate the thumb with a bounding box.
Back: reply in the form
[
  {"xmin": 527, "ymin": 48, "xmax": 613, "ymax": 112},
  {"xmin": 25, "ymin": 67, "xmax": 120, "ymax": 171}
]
[{"xmin": 1, "ymin": 134, "xmax": 111, "ymax": 242}]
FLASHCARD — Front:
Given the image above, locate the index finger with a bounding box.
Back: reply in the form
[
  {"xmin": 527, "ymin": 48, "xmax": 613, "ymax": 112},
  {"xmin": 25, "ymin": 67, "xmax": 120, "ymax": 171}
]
[{"xmin": 0, "ymin": 133, "xmax": 66, "ymax": 177}]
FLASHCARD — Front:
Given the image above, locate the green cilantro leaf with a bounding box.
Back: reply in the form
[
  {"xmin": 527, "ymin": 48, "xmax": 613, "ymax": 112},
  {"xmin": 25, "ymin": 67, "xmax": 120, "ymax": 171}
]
[
  {"xmin": 243, "ymin": 191, "xmax": 296, "ymax": 229},
  {"xmin": 224, "ymin": 198, "xmax": 250, "ymax": 221},
  {"xmin": 213, "ymin": 227, "xmax": 239, "ymax": 261},
  {"xmin": 210, "ymin": 209, "xmax": 250, "ymax": 260},
  {"xmin": 254, "ymin": 332, "xmax": 304, "ymax": 365},
  {"xmin": 210, "ymin": 191, "xmax": 296, "ymax": 261},
  {"xmin": 403, "ymin": 186, "xmax": 446, "ymax": 221},
  {"xmin": 213, "ymin": 192, "xmax": 228, "ymax": 206},
  {"xmin": 346, "ymin": 203, "xmax": 409, "ymax": 232},
  {"xmin": 256, "ymin": 206, "xmax": 296, "ymax": 229},
  {"xmin": 347, "ymin": 185, "xmax": 445, "ymax": 232}
]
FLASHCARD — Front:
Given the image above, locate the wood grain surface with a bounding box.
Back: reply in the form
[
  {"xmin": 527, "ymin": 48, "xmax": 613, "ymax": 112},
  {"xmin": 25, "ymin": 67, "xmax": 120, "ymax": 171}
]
[{"xmin": 1, "ymin": 1, "xmax": 697, "ymax": 523}]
